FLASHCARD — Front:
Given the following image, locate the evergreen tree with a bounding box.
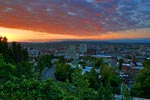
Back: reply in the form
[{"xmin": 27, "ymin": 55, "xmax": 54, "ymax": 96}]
[{"xmin": 0, "ymin": 36, "xmax": 9, "ymax": 63}]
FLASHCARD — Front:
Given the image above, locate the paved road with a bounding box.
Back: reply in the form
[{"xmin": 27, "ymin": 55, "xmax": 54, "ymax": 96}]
[{"xmin": 41, "ymin": 67, "xmax": 55, "ymax": 80}]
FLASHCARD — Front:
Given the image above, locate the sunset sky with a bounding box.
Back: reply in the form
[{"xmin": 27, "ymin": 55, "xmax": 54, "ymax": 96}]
[{"xmin": 0, "ymin": 0, "xmax": 150, "ymax": 42}]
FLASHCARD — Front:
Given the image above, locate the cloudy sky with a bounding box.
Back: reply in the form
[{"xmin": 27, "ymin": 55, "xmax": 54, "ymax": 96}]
[{"xmin": 0, "ymin": 0, "xmax": 150, "ymax": 42}]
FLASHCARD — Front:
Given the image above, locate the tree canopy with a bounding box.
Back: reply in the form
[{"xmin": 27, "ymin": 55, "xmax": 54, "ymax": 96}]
[{"xmin": 131, "ymin": 60, "xmax": 150, "ymax": 98}]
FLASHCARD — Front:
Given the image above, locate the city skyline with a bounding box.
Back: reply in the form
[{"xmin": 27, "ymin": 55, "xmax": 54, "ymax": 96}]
[{"xmin": 0, "ymin": 0, "xmax": 150, "ymax": 42}]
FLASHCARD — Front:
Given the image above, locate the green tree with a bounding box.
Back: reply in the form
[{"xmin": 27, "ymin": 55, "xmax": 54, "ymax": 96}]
[
  {"xmin": 15, "ymin": 61, "xmax": 34, "ymax": 78},
  {"xmin": 55, "ymin": 63, "xmax": 73, "ymax": 82},
  {"xmin": 95, "ymin": 58, "xmax": 103, "ymax": 68},
  {"xmin": 97, "ymin": 82, "xmax": 114, "ymax": 100},
  {"xmin": 100, "ymin": 65, "xmax": 120, "ymax": 94},
  {"xmin": 56, "ymin": 56, "xmax": 65, "ymax": 63},
  {"xmin": 85, "ymin": 68, "xmax": 99, "ymax": 90},
  {"xmin": 0, "ymin": 55, "xmax": 16, "ymax": 83},
  {"xmin": 0, "ymin": 36, "xmax": 9, "ymax": 63},
  {"xmin": 58, "ymin": 81, "xmax": 78, "ymax": 100},
  {"xmin": 12, "ymin": 42, "xmax": 22, "ymax": 62},
  {"xmin": 39, "ymin": 79, "xmax": 65, "ymax": 100},
  {"xmin": 78, "ymin": 61, "xmax": 87, "ymax": 67},
  {"xmin": 72, "ymin": 69, "xmax": 96, "ymax": 100},
  {"xmin": 0, "ymin": 54, "xmax": 4, "ymax": 64},
  {"xmin": 37, "ymin": 54, "xmax": 52, "ymax": 74},
  {"xmin": 131, "ymin": 60, "xmax": 150, "ymax": 98},
  {"xmin": 121, "ymin": 84, "xmax": 133, "ymax": 100},
  {"xmin": 97, "ymin": 64, "xmax": 120, "ymax": 100}
]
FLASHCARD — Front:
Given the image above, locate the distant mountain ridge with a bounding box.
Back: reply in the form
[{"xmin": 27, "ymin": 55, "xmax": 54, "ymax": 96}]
[
  {"xmin": 20, "ymin": 38, "xmax": 150, "ymax": 44},
  {"xmin": 47, "ymin": 38, "xmax": 150, "ymax": 43},
  {"xmin": 105, "ymin": 38, "xmax": 150, "ymax": 43}
]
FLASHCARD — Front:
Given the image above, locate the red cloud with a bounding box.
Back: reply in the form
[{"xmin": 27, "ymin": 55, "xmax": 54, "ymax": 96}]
[{"xmin": 0, "ymin": 0, "xmax": 104, "ymax": 36}]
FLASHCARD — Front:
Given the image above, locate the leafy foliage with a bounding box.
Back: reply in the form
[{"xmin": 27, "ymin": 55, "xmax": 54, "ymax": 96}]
[
  {"xmin": 0, "ymin": 56, "xmax": 75, "ymax": 99},
  {"xmin": 15, "ymin": 61, "xmax": 34, "ymax": 78},
  {"xmin": 0, "ymin": 78, "xmax": 68, "ymax": 99},
  {"xmin": 85, "ymin": 68, "xmax": 99, "ymax": 90},
  {"xmin": 131, "ymin": 60, "xmax": 150, "ymax": 98},
  {"xmin": 2, "ymin": 36, "xmax": 150, "ymax": 99},
  {"xmin": 0, "ymin": 36, "xmax": 28, "ymax": 63},
  {"xmin": 11, "ymin": 42, "xmax": 28, "ymax": 62},
  {"xmin": 97, "ymin": 84, "xmax": 114, "ymax": 100},
  {"xmin": 37, "ymin": 54, "xmax": 52, "ymax": 74},
  {"xmin": 0, "ymin": 62, "xmax": 16, "ymax": 83},
  {"xmin": 55, "ymin": 63, "xmax": 74, "ymax": 82},
  {"xmin": 72, "ymin": 69, "xmax": 97, "ymax": 100},
  {"xmin": 121, "ymin": 84, "xmax": 132, "ymax": 100},
  {"xmin": 95, "ymin": 58, "xmax": 103, "ymax": 68},
  {"xmin": 100, "ymin": 65, "xmax": 120, "ymax": 94}
]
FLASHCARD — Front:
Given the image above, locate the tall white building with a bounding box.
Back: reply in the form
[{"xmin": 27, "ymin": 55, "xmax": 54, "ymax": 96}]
[
  {"xmin": 65, "ymin": 45, "xmax": 79, "ymax": 60},
  {"xmin": 68, "ymin": 45, "xmax": 75, "ymax": 51},
  {"xmin": 79, "ymin": 44, "xmax": 87, "ymax": 54}
]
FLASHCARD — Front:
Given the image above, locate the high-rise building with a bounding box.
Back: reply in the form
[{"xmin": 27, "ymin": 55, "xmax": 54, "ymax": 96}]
[
  {"xmin": 79, "ymin": 44, "xmax": 87, "ymax": 54},
  {"xmin": 65, "ymin": 45, "xmax": 79, "ymax": 60},
  {"xmin": 68, "ymin": 45, "xmax": 75, "ymax": 51}
]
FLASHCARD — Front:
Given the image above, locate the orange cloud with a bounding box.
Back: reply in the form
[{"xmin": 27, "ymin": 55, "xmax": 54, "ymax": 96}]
[{"xmin": 0, "ymin": 0, "xmax": 149, "ymax": 40}]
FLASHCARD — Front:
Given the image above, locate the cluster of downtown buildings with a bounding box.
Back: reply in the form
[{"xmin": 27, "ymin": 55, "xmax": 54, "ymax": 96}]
[{"xmin": 26, "ymin": 42, "xmax": 150, "ymax": 86}]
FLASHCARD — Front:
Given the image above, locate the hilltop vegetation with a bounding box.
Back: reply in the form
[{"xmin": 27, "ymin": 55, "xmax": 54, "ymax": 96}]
[{"xmin": 0, "ymin": 36, "xmax": 150, "ymax": 99}]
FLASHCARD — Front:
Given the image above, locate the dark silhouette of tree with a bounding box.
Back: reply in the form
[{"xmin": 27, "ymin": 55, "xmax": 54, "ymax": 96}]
[
  {"xmin": 0, "ymin": 36, "xmax": 9, "ymax": 62},
  {"xmin": 0, "ymin": 36, "xmax": 28, "ymax": 63}
]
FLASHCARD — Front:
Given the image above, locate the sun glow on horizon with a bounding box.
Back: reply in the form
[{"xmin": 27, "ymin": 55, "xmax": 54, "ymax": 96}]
[
  {"xmin": 0, "ymin": 27, "xmax": 150, "ymax": 42},
  {"xmin": 0, "ymin": 27, "xmax": 99, "ymax": 42}
]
